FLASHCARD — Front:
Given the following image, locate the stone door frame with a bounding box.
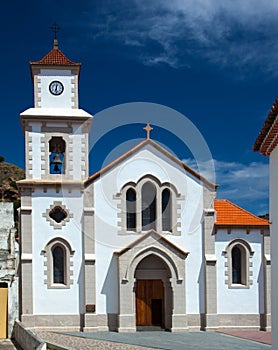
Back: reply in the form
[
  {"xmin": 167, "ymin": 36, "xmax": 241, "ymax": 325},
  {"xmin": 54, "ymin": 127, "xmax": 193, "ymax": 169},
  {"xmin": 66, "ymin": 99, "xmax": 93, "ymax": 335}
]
[{"xmin": 115, "ymin": 230, "xmax": 189, "ymax": 332}]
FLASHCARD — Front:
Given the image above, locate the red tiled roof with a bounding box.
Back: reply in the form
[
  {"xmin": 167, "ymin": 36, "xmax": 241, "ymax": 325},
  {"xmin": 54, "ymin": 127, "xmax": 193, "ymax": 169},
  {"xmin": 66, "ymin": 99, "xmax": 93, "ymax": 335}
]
[
  {"xmin": 214, "ymin": 199, "xmax": 269, "ymax": 227},
  {"xmin": 30, "ymin": 40, "xmax": 81, "ymax": 67},
  {"xmin": 253, "ymin": 97, "xmax": 278, "ymax": 156}
]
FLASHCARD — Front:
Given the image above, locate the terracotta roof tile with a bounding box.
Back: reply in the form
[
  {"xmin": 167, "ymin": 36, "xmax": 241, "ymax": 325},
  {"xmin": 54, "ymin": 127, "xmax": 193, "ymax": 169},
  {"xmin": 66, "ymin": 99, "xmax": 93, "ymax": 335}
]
[
  {"xmin": 214, "ymin": 199, "xmax": 269, "ymax": 227},
  {"xmin": 30, "ymin": 41, "xmax": 80, "ymax": 67},
  {"xmin": 253, "ymin": 97, "xmax": 278, "ymax": 155}
]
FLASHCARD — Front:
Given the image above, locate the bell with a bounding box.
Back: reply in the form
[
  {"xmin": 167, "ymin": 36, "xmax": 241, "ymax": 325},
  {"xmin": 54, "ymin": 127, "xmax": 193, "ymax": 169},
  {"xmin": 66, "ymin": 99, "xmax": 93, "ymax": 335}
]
[
  {"xmin": 53, "ymin": 152, "xmax": 63, "ymax": 164},
  {"xmin": 52, "ymin": 152, "xmax": 63, "ymax": 172}
]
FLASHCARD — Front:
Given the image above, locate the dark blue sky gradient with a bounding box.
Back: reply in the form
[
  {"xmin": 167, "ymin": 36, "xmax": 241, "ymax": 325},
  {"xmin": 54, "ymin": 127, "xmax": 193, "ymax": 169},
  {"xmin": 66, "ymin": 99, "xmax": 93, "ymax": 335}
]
[{"xmin": 0, "ymin": 0, "xmax": 276, "ymax": 215}]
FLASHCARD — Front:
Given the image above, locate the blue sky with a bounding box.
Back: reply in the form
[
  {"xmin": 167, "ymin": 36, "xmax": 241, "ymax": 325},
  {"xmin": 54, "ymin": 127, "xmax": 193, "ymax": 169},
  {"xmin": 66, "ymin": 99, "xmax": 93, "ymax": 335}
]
[{"xmin": 1, "ymin": 0, "xmax": 277, "ymax": 215}]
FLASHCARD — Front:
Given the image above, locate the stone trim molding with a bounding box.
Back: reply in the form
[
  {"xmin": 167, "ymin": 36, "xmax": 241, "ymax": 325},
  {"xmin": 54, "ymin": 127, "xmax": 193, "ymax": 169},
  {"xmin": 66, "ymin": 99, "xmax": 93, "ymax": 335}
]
[
  {"xmin": 34, "ymin": 74, "xmax": 41, "ymax": 108},
  {"xmin": 223, "ymin": 238, "xmax": 254, "ymax": 289},
  {"xmin": 83, "ymin": 184, "xmax": 96, "ymax": 318},
  {"xmin": 81, "ymin": 134, "xmax": 88, "ymax": 175},
  {"xmin": 71, "ymin": 75, "xmax": 78, "ymax": 108},
  {"xmin": 117, "ymin": 174, "xmax": 182, "ymax": 235},
  {"xmin": 42, "ymin": 237, "xmax": 75, "ymax": 289},
  {"xmin": 41, "ymin": 122, "xmax": 73, "ymax": 133},
  {"xmin": 43, "ymin": 201, "xmax": 73, "ymax": 229},
  {"xmin": 25, "ymin": 134, "xmax": 33, "ymax": 178}
]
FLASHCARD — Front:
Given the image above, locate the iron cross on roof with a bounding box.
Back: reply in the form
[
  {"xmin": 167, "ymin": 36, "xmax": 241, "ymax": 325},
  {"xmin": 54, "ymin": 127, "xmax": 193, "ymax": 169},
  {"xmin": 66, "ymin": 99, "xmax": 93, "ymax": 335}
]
[
  {"xmin": 143, "ymin": 124, "xmax": 153, "ymax": 139},
  {"xmin": 50, "ymin": 22, "xmax": 60, "ymax": 40}
]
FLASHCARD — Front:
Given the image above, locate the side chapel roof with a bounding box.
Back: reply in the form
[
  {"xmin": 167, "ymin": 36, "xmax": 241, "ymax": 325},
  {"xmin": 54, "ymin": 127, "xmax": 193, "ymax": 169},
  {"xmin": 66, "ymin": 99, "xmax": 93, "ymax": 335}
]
[{"xmin": 214, "ymin": 199, "xmax": 269, "ymax": 228}]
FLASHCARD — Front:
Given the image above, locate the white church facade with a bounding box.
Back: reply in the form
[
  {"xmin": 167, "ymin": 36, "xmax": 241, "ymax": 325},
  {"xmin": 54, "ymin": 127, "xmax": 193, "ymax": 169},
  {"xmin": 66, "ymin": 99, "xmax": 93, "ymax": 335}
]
[{"xmin": 17, "ymin": 40, "xmax": 270, "ymax": 332}]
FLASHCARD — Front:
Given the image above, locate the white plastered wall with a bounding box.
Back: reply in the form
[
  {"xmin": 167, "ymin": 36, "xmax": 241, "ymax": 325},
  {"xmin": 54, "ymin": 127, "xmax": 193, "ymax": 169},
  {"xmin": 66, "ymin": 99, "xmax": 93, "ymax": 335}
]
[
  {"xmin": 93, "ymin": 144, "xmax": 204, "ymax": 315},
  {"xmin": 215, "ymin": 229, "xmax": 263, "ymax": 314},
  {"xmin": 38, "ymin": 69, "xmax": 74, "ymax": 109},
  {"xmin": 270, "ymin": 145, "xmax": 278, "ymax": 345},
  {"xmin": 32, "ymin": 187, "xmax": 84, "ymax": 314}
]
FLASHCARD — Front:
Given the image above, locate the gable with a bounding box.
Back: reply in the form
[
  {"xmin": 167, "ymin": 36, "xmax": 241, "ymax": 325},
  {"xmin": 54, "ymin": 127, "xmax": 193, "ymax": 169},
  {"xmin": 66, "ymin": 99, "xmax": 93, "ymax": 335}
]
[
  {"xmin": 116, "ymin": 230, "xmax": 189, "ymax": 258},
  {"xmin": 85, "ymin": 139, "xmax": 217, "ymax": 190}
]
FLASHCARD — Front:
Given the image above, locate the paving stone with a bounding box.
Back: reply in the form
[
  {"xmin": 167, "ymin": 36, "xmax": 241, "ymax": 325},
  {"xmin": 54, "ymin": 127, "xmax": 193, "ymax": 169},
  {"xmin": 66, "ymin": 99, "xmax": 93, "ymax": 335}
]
[
  {"xmin": 36, "ymin": 331, "xmax": 272, "ymax": 350},
  {"xmin": 37, "ymin": 332, "xmax": 157, "ymax": 350}
]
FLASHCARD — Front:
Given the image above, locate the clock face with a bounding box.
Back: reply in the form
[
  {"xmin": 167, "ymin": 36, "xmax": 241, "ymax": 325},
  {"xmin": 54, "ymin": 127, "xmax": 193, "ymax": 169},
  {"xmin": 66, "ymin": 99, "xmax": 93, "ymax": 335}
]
[{"xmin": 49, "ymin": 81, "xmax": 64, "ymax": 96}]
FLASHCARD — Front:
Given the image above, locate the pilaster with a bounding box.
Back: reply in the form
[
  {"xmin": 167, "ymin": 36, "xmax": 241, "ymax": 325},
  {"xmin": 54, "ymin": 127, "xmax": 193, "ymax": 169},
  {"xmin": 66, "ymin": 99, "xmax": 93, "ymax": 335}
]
[
  {"xmin": 83, "ymin": 184, "xmax": 96, "ymax": 331},
  {"xmin": 203, "ymin": 185, "xmax": 218, "ymax": 330},
  {"xmin": 117, "ymin": 277, "xmax": 136, "ymax": 333},
  {"xmin": 262, "ymin": 231, "xmax": 271, "ymax": 330},
  {"xmin": 19, "ymin": 187, "xmax": 33, "ymax": 318}
]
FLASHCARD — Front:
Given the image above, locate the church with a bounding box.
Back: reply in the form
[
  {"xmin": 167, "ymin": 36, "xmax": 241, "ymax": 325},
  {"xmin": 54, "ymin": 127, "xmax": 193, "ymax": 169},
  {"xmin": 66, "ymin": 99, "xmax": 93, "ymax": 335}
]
[{"xmin": 17, "ymin": 39, "xmax": 270, "ymax": 333}]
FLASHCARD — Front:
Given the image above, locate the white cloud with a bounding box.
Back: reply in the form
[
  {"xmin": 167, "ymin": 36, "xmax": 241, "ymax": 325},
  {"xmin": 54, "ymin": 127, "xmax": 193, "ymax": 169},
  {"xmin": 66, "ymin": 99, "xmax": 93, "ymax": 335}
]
[
  {"xmin": 90, "ymin": 0, "xmax": 278, "ymax": 74},
  {"xmin": 183, "ymin": 158, "xmax": 269, "ymax": 215}
]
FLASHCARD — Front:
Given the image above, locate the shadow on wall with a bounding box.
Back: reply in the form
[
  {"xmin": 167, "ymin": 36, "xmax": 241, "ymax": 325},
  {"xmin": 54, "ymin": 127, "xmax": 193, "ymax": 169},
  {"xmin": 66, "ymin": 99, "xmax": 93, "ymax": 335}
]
[
  {"xmin": 198, "ymin": 260, "xmax": 205, "ymax": 329},
  {"xmin": 101, "ymin": 254, "xmax": 119, "ymax": 331}
]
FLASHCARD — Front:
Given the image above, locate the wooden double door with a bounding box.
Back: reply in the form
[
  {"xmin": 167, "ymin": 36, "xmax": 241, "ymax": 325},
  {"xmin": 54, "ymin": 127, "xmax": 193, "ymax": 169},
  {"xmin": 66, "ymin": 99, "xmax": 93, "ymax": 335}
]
[{"xmin": 136, "ymin": 279, "xmax": 165, "ymax": 328}]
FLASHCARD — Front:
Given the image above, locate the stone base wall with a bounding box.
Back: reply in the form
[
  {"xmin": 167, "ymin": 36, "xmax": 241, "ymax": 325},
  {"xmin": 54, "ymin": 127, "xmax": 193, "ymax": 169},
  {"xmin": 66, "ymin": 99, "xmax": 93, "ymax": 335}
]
[
  {"xmin": 217, "ymin": 314, "xmax": 268, "ymax": 330},
  {"xmin": 83, "ymin": 314, "xmax": 117, "ymax": 332},
  {"xmin": 20, "ymin": 313, "xmax": 271, "ymax": 332},
  {"xmin": 21, "ymin": 314, "xmax": 82, "ymax": 332}
]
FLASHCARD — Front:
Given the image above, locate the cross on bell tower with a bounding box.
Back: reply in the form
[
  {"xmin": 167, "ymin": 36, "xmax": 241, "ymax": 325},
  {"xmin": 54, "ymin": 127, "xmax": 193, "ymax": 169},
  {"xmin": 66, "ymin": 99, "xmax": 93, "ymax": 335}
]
[
  {"xmin": 50, "ymin": 22, "xmax": 60, "ymax": 48},
  {"xmin": 50, "ymin": 22, "xmax": 60, "ymax": 39}
]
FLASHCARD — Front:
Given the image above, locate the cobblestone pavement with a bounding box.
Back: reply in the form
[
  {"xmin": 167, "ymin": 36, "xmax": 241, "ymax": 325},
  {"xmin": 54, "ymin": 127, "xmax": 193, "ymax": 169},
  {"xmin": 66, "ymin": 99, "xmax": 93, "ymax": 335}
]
[
  {"xmin": 37, "ymin": 332, "xmax": 158, "ymax": 350},
  {"xmin": 37, "ymin": 331, "xmax": 271, "ymax": 350}
]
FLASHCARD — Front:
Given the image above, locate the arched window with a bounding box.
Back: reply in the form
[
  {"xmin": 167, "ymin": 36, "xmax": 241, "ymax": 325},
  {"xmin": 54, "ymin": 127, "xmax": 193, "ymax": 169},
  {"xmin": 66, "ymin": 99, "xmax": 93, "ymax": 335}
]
[
  {"xmin": 142, "ymin": 182, "xmax": 156, "ymax": 231},
  {"xmin": 224, "ymin": 239, "xmax": 252, "ymax": 288},
  {"xmin": 49, "ymin": 137, "xmax": 65, "ymax": 174},
  {"xmin": 232, "ymin": 246, "xmax": 242, "ymax": 284},
  {"xmin": 162, "ymin": 189, "xmax": 172, "ymax": 232},
  {"xmin": 126, "ymin": 188, "xmax": 137, "ymax": 231},
  {"xmin": 120, "ymin": 177, "xmax": 180, "ymax": 235},
  {"xmin": 42, "ymin": 238, "xmax": 74, "ymax": 289},
  {"xmin": 53, "ymin": 245, "xmax": 65, "ymax": 284}
]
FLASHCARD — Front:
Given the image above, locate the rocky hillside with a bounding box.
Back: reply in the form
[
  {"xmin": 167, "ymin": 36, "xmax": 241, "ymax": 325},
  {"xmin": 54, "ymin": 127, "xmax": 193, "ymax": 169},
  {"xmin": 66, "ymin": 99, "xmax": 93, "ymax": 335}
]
[{"xmin": 0, "ymin": 159, "xmax": 25, "ymax": 224}]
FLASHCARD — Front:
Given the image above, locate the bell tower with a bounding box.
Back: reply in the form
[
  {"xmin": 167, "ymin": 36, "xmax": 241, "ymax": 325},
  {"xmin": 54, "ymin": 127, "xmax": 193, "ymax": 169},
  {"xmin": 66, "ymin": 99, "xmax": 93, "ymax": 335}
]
[
  {"xmin": 18, "ymin": 38, "xmax": 93, "ymax": 329},
  {"xmin": 20, "ymin": 38, "xmax": 93, "ymax": 180}
]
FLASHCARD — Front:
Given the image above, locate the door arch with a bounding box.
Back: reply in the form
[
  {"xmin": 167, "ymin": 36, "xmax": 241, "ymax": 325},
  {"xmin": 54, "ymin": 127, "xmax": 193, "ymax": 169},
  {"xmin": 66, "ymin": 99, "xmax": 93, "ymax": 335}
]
[{"xmin": 135, "ymin": 254, "xmax": 172, "ymax": 330}]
